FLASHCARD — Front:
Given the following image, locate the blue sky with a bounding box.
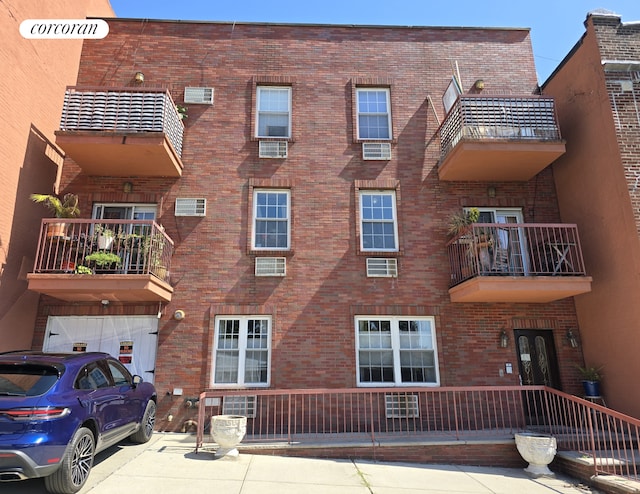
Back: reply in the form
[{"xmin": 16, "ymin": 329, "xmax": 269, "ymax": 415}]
[{"xmin": 109, "ymin": 1, "xmax": 640, "ymax": 83}]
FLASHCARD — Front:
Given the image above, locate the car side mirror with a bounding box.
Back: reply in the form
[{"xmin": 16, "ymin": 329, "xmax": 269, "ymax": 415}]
[{"xmin": 132, "ymin": 375, "xmax": 143, "ymax": 387}]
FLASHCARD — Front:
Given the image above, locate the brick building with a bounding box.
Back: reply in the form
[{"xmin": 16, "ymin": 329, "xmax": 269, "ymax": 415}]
[
  {"xmin": 544, "ymin": 10, "xmax": 640, "ymax": 418},
  {"xmin": 27, "ymin": 18, "xmax": 594, "ymax": 428},
  {"xmin": 0, "ymin": 0, "xmax": 114, "ymax": 351}
]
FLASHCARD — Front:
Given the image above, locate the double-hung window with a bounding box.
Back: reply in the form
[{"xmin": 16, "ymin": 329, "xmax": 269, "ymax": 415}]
[
  {"xmin": 256, "ymin": 86, "xmax": 291, "ymax": 138},
  {"xmin": 356, "ymin": 88, "xmax": 391, "ymax": 140},
  {"xmin": 213, "ymin": 316, "xmax": 271, "ymax": 387},
  {"xmin": 359, "ymin": 191, "xmax": 398, "ymax": 251},
  {"xmin": 253, "ymin": 190, "xmax": 290, "ymax": 250},
  {"xmin": 356, "ymin": 316, "xmax": 439, "ymax": 386}
]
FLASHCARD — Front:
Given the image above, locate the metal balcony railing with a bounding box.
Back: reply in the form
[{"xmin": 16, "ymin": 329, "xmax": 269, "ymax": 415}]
[
  {"xmin": 447, "ymin": 223, "xmax": 587, "ymax": 287},
  {"xmin": 32, "ymin": 219, "xmax": 173, "ymax": 283},
  {"xmin": 195, "ymin": 386, "xmax": 640, "ymax": 482},
  {"xmin": 439, "ymin": 96, "xmax": 562, "ymax": 162},
  {"xmin": 59, "ymin": 86, "xmax": 184, "ymax": 156}
]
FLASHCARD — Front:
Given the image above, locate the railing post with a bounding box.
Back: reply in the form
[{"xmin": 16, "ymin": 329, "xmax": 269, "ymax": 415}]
[{"xmin": 287, "ymin": 392, "xmax": 292, "ymax": 444}]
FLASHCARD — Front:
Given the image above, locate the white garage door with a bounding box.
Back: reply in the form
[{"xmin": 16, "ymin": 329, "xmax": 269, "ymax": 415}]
[{"xmin": 43, "ymin": 316, "xmax": 158, "ymax": 383}]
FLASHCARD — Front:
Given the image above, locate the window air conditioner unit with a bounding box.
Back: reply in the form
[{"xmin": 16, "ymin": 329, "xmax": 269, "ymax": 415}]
[
  {"xmin": 366, "ymin": 258, "xmax": 398, "ymax": 277},
  {"xmin": 259, "ymin": 140, "xmax": 288, "ymax": 158},
  {"xmin": 362, "ymin": 142, "xmax": 391, "ymax": 160},
  {"xmin": 255, "ymin": 257, "xmax": 286, "ymax": 276},
  {"xmin": 385, "ymin": 393, "xmax": 419, "ymax": 418},
  {"xmin": 175, "ymin": 198, "xmax": 207, "ymax": 217},
  {"xmin": 184, "ymin": 87, "xmax": 214, "ymax": 104},
  {"xmin": 222, "ymin": 395, "xmax": 257, "ymax": 418}
]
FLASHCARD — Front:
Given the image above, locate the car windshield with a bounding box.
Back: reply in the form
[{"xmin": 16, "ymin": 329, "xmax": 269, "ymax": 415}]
[{"xmin": 0, "ymin": 364, "xmax": 60, "ymax": 396}]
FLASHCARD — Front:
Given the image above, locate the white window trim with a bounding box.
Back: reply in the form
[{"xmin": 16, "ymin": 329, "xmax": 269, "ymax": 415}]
[
  {"xmin": 255, "ymin": 86, "xmax": 292, "ymax": 139},
  {"xmin": 212, "ymin": 316, "xmax": 272, "ymax": 388},
  {"xmin": 252, "ymin": 189, "xmax": 291, "ymax": 251},
  {"xmin": 359, "ymin": 190, "xmax": 399, "ymax": 252},
  {"xmin": 355, "ymin": 316, "xmax": 440, "ymax": 387},
  {"xmin": 356, "ymin": 88, "xmax": 392, "ymax": 140}
]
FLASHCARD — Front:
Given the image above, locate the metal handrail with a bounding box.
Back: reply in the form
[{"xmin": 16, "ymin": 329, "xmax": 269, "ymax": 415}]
[
  {"xmin": 59, "ymin": 86, "xmax": 184, "ymax": 156},
  {"xmin": 447, "ymin": 223, "xmax": 587, "ymax": 286},
  {"xmin": 32, "ymin": 219, "xmax": 173, "ymax": 282},
  {"xmin": 195, "ymin": 386, "xmax": 640, "ymax": 481},
  {"xmin": 439, "ymin": 95, "xmax": 562, "ymax": 162}
]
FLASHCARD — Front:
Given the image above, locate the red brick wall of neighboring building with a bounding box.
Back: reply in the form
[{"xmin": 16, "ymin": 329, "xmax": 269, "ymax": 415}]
[
  {"xmin": 0, "ymin": 0, "xmax": 114, "ymax": 351},
  {"xmin": 544, "ymin": 11, "xmax": 640, "ymax": 418},
  {"xmin": 35, "ymin": 19, "xmax": 585, "ymax": 426}
]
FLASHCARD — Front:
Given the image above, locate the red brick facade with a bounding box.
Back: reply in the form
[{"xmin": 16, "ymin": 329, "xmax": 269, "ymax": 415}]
[{"xmin": 35, "ymin": 19, "xmax": 587, "ymax": 427}]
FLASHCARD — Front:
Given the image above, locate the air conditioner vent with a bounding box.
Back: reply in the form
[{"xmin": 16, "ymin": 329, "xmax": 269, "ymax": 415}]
[
  {"xmin": 385, "ymin": 393, "xmax": 419, "ymax": 419},
  {"xmin": 222, "ymin": 395, "xmax": 257, "ymax": 418},
  {"xmin": 259, "ymin": 140, "xmax": 288, "ymax": 158},
  {"xmin": 362, "ymin": 142, "xmax": 391, "ymax": 160},
  {"xmin": 255, "ymin": 257, "xmax": 286, "ymax": 276},
  {"xmin": 366, "ymin": 258, "xmax": 398, "ymax": 277},
  {"xmin": 175, "ymin": 198, "xmax": 206, "ymax": 217},
  {"xmin": 184, "ymin": 87, "xmax": 214, "ymax": 104}
]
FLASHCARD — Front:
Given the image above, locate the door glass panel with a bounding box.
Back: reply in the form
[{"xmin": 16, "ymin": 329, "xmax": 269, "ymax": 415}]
[
  {"xmin": 518, "ymin": 336, "xmax": 534, "ymax": 385},
  {"xmin": 535, "ymin": 336, "xmax": 551, "ymax": 386}
]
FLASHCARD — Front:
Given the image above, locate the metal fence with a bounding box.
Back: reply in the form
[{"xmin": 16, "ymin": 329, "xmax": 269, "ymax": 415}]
[
  {"xmin": 439, "ymin": 96, "xmax": 562, "ymax": 162},
  {"xmin": 196, "ymin": 386, "xmax": 640, "ymax": 481},
  {"xmin": 446, "ymin": 223, "xmax": 587, "ymax": 286},
  {"xmin": 33, "ymin": 219, "xmax": 173, "ymax": 282},
  {"xmin": 59, "ymin": 86, "xmax": 184, "ymax": 156}
]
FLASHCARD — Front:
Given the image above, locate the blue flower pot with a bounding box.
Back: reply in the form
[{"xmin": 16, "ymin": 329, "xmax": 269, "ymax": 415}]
[{"xmin": 582, "ymin": 380, "xmax": 601, "ymax": 398}]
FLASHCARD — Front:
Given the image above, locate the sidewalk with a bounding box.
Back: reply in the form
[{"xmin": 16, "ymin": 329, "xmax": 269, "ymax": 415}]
[{"xmin": 5, "ymin": 433, "xmax": 602, "ymax": 494}]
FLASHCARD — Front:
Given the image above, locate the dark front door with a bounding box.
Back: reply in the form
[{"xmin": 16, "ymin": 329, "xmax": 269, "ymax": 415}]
[
  {"xmin": 514, "ymin": 329, "xmax": 561, "ymax": 425},
  {"xmin": 514, "ymin": 329, "xmax": 560, "ymax": 388}
]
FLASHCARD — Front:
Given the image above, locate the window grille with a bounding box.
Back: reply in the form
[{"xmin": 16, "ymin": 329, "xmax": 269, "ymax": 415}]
[
  {"xmin": 222, "ymin": 395, "xmax": 257, "ymax": 418},
  {"xmin": 366, "ymin": 258, "xmax": 398, "ymax": 277},
  {"xmin": 259, "ymin": 140, "xmax": 288, "ymax": 158},
  {"xmin": 184, "ymin": 87, "xmax": 214, "ymax": 104},
  {"xmin": 362, "ymin": 142, "xmax": 391, "ymax": 160}
]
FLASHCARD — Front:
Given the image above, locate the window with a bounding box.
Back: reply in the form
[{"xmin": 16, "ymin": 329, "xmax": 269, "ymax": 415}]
[
  {"xmin": 256, "ymin": 86, "xmax": 291, "ymax": 138},
  {"xmin": 359, "ymin": 191, "xmax": 398, "ymax": 251},
  {"xmin": 356, "ymin": 88, "xmax": 391, "ymax": 140},
  {"xmin": 356, "ymin": 316, "xmax": 439, "ymax": 386},
  {"xmin": 253, "ymin": 190, "xmax": 290, "ymax": 250},
  {"xmin": 213, "ymin": 316, "xmax": 271, "ymax": 387},
  {"xmin": 107, "ymin": 360, "xmax": 132, "ymax": 386}
]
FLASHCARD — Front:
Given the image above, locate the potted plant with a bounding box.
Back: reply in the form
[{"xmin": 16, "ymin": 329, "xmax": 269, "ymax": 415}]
[
  {"xmin": 84, "ymin": 251, "xmax": 122, "ymax": 272},
  {"xmin": 577, "ymin": 365, "xmax": 603, "ymax": 398},
  {"xmin": 447, "ymin": 207, "xmax": 480, "ymax": 237},
  {"xmin": 30, "ymin": 193, "xmax": 80, "ymax": 237},
  {"xmin": 94, "ymin": 225, "xmax": 116, "ymax": 250}
]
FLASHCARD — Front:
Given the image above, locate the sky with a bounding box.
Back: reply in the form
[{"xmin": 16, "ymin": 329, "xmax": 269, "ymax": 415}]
[{"xmin": 108, "ymin": 1, "xmax": 640, "ymax": 84}]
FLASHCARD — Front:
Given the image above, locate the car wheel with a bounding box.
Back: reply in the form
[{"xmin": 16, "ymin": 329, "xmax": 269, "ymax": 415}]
[
  {"xmin": 130, "ymin": 399, "xmax": 156, "ymax": 443},
  {"xmin": 44, "ymin": 426, "xmax": 94, "ymax": 494}
]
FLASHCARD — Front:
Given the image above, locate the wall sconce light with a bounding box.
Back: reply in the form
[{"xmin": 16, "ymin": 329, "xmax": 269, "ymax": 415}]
[
  {"xmin": 173, "ymin": 310, "xmax": 185, "ymax": 321},
  {"xmin": 500, "ymin": 330, "xmax": 509, "ymax": 348},
  {"xmin": 474, "ymin": 79, "xmax": 485, "ymax": 90},
  {"xmin": 567, "ymin": 329, "xmax": 579, "ymax": 348},
  {"xmin": 134, "ymin": 71, "xmax": 145, "ymax": 83},
  {"xmin": 123, "ymin": 181, "xmax": 133, "ymax": 193},
  {"xmin": 487, "ymin": 186, "xmax": 496, "ymax": 198}
]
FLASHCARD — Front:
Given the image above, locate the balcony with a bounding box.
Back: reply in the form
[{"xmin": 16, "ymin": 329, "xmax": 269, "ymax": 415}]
[
  {"xmin": 438, "ymin": 96, "xmax": 566, "ymax": 181},
  {"xmin": 447, "ymin": 223, "xmax": 592, "ymax": 303},
  {"xmin": 27, "ymin": 219, "xmax": 174, "ymax": 303},
  {"xmin": 54, "ymin": 87, "xmax": 184, "ymax": 177}
]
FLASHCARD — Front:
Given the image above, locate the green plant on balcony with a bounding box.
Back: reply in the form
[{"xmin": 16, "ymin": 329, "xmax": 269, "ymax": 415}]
[
  {"xmin": 576, "ymin": 365, "xmax": 602, "ymax": 382},
  {"xmin": 176, "ymin": 104, "xmax": 188, "ymax": 120},
  {"xmin": 142, "ymin": 227, "xmax": 168, "ymax": 279},
  {"xmin": 447, "ymin": 207, "xmax": 480, "ymax": 237},
  {"xmin": 74, "ymin": 265, "xmax": 93, "ymax": 275},
  {"xmin": 84, "ymin": 251, "xmax": 122, "ymax": 269},
  {"xmin": 30, "ymin": 193, "xmax": 80, "ymax": 218},
  {"xmin": 94, "ymin": 224, "xmax": 116, "ymax": 250}
]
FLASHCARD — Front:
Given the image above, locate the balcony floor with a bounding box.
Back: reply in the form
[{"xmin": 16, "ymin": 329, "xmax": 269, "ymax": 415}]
[
  {"xmin": 55, "ymin": 131, "xmax": 183, "ymax": 177},
  {"xmin": 438, "ymin": 140, "xmax": 566, "ymax": 181},
  {"xmin": 27, "ymin": 273, "xmax": 173, "ymax": 303},
  {"xmin": 448, "ymin": 275, "xmax": 592, "ymax": 303}
]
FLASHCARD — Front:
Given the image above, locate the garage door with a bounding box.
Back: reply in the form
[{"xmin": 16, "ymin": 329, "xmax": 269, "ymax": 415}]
[{"xmin": 43, "ymin": 316, "xmax": 158, "ymax": 383}]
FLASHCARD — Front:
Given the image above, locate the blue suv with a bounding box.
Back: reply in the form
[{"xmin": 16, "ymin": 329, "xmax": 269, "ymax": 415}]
[{"xmin": 0, "ymin": 351, "xmax": 157, "ymax": 494}]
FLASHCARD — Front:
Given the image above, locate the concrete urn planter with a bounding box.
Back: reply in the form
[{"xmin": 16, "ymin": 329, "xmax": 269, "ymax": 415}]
[
  {"xmin": 514, "ymin": 432, "xmax": 557, "ymax": 477},
  {"xmin": 211, "ymin": 415, "xmax": 247, "ymax": 458}
]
